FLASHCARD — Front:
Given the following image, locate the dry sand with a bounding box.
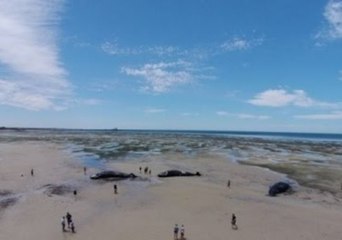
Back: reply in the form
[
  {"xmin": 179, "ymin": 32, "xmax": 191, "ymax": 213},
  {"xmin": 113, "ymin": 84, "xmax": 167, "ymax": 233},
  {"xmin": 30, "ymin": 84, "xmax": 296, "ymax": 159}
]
[{"xmin": 0, "ymin": 141, "xmax": 341, "ymax": 240}]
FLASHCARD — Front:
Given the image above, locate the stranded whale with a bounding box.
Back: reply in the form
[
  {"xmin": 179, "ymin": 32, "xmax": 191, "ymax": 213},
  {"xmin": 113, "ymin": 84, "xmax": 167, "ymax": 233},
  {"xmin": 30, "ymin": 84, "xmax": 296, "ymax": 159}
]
[
  {"xmin": 268, "ymin": 182, "xmax": 291, "ymax": 196},
  {"xmin": 158, "ymin": 170, "xmax": 201, "ymax": 178},
  {"xmin": 90, "ymin": 171, "xmax": 137, "ymax": 180}
]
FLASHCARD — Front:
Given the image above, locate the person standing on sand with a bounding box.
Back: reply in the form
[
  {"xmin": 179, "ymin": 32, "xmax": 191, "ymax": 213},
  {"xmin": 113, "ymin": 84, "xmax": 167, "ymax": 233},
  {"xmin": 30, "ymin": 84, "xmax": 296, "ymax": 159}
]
[
  {"xmin": 31, "ymin": 168, "xmax": 34, "ymax": 176},
  {"xmin": 231, "ymin": 213, "xmax": 237, "ymax": 230},
  {"xmin": 114, "ymin": 184, "xmax": 117, "ymax": 194},
  {"xmin": 61, "ymin": 216, "xmax": 66, "ymax": 232},
  {"xmin": 174, "ymin": 224, "xmax": 179, "ymax": 240},
  {"xmin": 83, "ymin": 166, "xmax": 87, "ymax": 175},
  {"xmin": 139, "ymin": 166, "xmax": 142, "ymax": 173},
  {"xmin": 70, "ymin": 221, "xmax": 76, "ymax": 233},
  {"xmin": 66, "ymin": 212, "xmax": 72, "ymax": 228},
  {"xmin": 180, "ymin": 225, "xmax": 185, "ymax": 240},
  {"xmin": 227, "ymin": 179, "xmax": 230, "ymax": 188}
]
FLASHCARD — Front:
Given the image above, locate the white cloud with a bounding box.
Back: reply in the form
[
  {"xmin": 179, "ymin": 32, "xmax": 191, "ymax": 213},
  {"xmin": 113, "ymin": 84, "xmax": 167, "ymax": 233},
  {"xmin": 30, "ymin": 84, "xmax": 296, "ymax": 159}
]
[
  {"xmin": 316, "ymin": 0, "xmax": 342, "ymax": 41},
  {"xmin": 181, "ymin": 112, "xmax": 199, "ymax": 117},
  {"xmin": 221, "ymin": 37, "xmax": 263, "ymax": 52},
  {"xmin": 295, "ymin": 111, "xmax": 342, "ymax": 120},
  {"xmin": 216, "ymin": 111, "xmax": 229, "ymax": 116},
  {"xmin": 80, "ymin": 99, "xmax": 102, "ymax": 106},
  {"xmin": 324, "ymin": 0, "xmax": 342, "ymax": 39},
  {"xmin": 101, "ymin": 41, "xmax": 183, "ymax": 57},
  {"xmin": 216, "ymin": 111, "xmax": 270, "ymax": 120},
  {"xmin": 248, "ymin": 89, "xmax": 317, "ymax": 107},
  {"xmin": 122, "ymin": 61, "xmax": 194, "ymax": 93},
  {"xmin": 236, "ymin": 114, "xmax": 270, "ymax": 120},
  {"xmin": 0, "ymin": 0, "xmax": 71, "ymax": 110},
  {"xmin": 101, "ymin": 41, "xmax": 139, "ymax": 55},
  {"xmin": 249, "ymin": 89, "xmax": 342, "ymax": 109},
  {"xmin": 144, "ymin": 108, "xmax": 166, "ymax": 113}
]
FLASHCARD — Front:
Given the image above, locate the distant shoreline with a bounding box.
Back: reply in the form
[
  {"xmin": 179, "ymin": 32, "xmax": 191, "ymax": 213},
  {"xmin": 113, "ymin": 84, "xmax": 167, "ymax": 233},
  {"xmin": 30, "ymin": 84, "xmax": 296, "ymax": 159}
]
[{"xmin": 1, "ymin": 127, "xmax": 342, "ymax": 141}]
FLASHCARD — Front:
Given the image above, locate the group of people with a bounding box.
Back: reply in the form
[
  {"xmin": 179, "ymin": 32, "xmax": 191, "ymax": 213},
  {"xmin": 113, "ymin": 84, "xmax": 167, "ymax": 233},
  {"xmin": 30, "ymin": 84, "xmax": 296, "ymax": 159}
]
[
  {"xmin": 61, "ymin": 212, "xmax": 76, "ymax": 233},
  {"xmin": 139, "ymin": 166, "xmax": 151, "ymax": 175},
  {"xmin": 173, "ymin": 224, "xmax": 185, "ymax": 240}
]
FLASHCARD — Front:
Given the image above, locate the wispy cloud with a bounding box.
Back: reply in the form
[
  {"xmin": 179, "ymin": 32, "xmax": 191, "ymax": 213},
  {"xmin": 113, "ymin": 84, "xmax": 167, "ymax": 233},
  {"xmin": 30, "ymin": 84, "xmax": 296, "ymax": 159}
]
[
  {"xmin": 0, "ymin": 0, "xmax": 71, "ymax": 110},
  {"xmin": 295, "ymin": 111, "xmax": 342, "ymax": 120},
  {"xmin": 216, "ymin": 111, "xmax": 270, "ymax": 120},
  {"xmin": 216, "ymin": 111, "xmax": 229, "ymax": 116},
  {"xmin": 144, "ymin": 108, "xmax": 166, "ymax": 113},
  {"xmin": 121, "ymin": 61, "xmax": 194, "ymax": 93},
  {"xmin": 248, "ymin": 89, "xmax": 314, "ymax": 107},
  {"xmin": 316, "ymin": 0, "xmax": 342, "ymax": 40},
  {"xmin": 181, "ymin": 112, "xmax": 199, "ymax": 117},
  {"xmin": 101, "ymin": 41, "xmax": 184, "ymax": 57},
  {"xmin": 236, "ymin": 113, "xmax": 270, "ymax": 120},
  {"xmin": 248, "ymin": 89, "xmax": 340, "ymax": 108},
  {"xmin": 221, "ymin": 37, "xmax": 264, "ymax": 52}
]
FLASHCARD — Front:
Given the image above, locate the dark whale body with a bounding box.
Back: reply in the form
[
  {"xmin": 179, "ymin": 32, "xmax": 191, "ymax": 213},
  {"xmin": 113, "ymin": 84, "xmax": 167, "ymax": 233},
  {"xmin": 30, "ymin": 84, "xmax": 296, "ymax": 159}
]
[
  {"xmin": 158, "ymin": 170, "xmax": 201, "ymax": 178},
  {"xmin": 268, "ymin": 182, "xmax": 291, "ymax": 196},
  {"xmin": 90, "ymin": 171, "xmax": 137, "ymax": 180}
]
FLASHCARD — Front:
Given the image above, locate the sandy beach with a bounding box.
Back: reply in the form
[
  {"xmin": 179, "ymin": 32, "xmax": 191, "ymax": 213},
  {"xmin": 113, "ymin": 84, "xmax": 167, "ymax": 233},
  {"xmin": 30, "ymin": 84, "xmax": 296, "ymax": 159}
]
[{"xmin": 0, "ymin": 141, "xmax": 342, "ymax": 240}]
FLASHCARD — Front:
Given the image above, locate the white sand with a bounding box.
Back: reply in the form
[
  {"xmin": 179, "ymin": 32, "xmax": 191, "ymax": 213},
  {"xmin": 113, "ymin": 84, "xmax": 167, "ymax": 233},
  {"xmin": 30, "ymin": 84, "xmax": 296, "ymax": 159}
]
[{"xmin": 0, "ymin": 141, "xmax": 341, "ymax": 240}]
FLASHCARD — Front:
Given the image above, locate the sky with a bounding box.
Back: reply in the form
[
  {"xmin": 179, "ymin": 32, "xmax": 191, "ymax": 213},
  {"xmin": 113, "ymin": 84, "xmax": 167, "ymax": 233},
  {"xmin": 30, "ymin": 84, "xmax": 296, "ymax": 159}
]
[{"xmin": 0, "ymin": 0, "xmax": 342, "ymax": 133}]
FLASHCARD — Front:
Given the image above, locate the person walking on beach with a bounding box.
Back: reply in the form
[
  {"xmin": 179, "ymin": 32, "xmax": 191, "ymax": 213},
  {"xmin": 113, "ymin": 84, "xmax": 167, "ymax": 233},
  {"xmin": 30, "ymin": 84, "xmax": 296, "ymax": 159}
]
[
  {"xmin": 114, "ymin": 184, "xmax": 117, "ymax": 194},
  {"xmin": 231, "ymin": 213, "xmax": 237, "ymax": 230},
  {"xmin": 139, "ymin": 166, "xmax": 142, "ymax": 173},
  {"xmin": 180, "ymin": 225, "xmax": 185, "ymax": 240},
  {"xmin": 227, "ymin": 179, "xmax": 230, "ymax": 189},
  {"xmin": 66, "ymin": 212, "xmax": 72, "ymax": 228},
  {"xmin": 144, "ymin": 166, "xmax": 148, "ymax": 174},
  {"xmin": 61, "ymin": 216, "xmax": 66, "ymax": 232},
  {"xmin": 70, "ymin": 221, "xmax": 76, "ymax": 233},
  {"xmin": 83, "ymin": 166, "xmax": 87, "ymax": 175},
  {"xmin": 173, "ymin": 224, "xmax": 179, "ymax": 240},
  {"xmin": 31, "ymin": 168, "xmax": 34, "ymax": 176}
]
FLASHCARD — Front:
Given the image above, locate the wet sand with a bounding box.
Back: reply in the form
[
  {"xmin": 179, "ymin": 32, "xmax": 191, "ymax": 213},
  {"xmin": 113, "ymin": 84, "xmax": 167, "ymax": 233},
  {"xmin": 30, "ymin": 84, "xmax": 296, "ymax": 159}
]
[{"xmin": 0, "ymin": 141, "xmax": 342, "ymax": 240}]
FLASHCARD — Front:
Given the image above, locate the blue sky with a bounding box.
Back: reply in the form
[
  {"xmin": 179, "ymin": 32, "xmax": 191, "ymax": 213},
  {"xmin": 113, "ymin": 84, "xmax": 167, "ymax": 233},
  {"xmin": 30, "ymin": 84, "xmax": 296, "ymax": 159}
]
[{"xmin": 0, "ymin": 0, "xmax": 342, "ymax": 133}]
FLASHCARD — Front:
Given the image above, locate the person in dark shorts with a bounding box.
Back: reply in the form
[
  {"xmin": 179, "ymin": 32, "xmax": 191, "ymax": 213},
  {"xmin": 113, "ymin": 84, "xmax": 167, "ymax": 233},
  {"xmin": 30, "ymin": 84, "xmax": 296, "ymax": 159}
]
[
  {"xmin": 70, "ymin": 221, "xmax": 75, "ymax": 233},
  {"xmin": 66, "ymin": 212, "xmax": 72, "ymax": 228},
  {"xmin": 180, "ymin": 225, "xmax": 185, "ymax": 239},
  {"xmin": 231, "ymin": 213, "xmax": 237, "ymax": 229},
  {"xmin": 173, "ymin": 224, "xmax": 179, "ymax": 240}
]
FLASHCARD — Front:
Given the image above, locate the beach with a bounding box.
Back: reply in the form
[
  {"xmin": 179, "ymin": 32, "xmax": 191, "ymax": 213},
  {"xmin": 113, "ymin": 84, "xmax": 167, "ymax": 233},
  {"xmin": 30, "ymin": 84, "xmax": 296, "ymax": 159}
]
[{"xmin": 1, "ymin": 139, "xmax": 342, "ymax": 240}]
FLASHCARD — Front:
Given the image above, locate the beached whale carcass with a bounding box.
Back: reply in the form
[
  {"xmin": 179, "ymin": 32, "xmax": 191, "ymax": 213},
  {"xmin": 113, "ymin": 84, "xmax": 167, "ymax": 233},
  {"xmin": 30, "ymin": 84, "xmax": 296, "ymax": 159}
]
[
  {"xmin": 268, "ymin": 182, "xmax": 291, "ymax": 196},
  {"xmin": 90, "ymin": 170, "xmax": 137, "ymax": 180},
  {"xmin": 158, "ymin": 170, "xmax": 201, "ymax": 178}
]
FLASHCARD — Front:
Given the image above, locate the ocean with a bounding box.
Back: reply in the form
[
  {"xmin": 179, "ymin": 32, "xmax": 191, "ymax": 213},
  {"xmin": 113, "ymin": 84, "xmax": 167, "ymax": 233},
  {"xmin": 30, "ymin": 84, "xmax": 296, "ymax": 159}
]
[{"xmin": 1, "ymin": 128, "xmax": 342, "ymax": 193}]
